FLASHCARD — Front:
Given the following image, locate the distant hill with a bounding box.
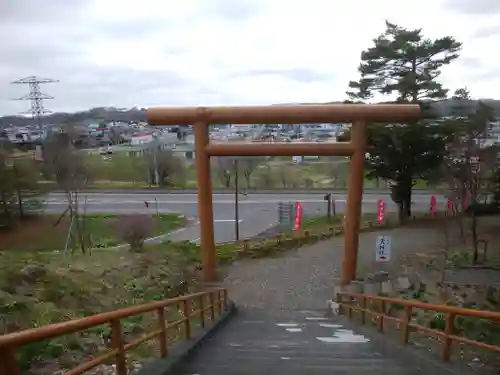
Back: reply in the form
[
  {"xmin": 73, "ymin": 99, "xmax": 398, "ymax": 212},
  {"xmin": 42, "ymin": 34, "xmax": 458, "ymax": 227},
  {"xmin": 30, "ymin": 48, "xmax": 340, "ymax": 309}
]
[
  {"xmin": 2, "ymin": 99, "xmax": 500, "ymax": 127},
  {"xmin": 0, "ymin": 107, "xmax": 147, "ymax": 127},
  {"xmin": 429, "ymin": 99, "xmax": 500, "ymax": 117}
]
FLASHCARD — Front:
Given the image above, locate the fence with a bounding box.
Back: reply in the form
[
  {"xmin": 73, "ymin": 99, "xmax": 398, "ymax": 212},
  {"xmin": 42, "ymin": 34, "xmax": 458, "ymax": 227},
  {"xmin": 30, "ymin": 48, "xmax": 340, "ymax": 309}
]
[
  {"xmin": 336, "ymin": 291, "xmax": 500, "ymax": 362},
  {"xmin": 219, "ymin": 211, "xmax": 448, "ymax": 257},
  {"xmin": 0, "ymin": 288, "xmax": 228, "ymax": 375}
]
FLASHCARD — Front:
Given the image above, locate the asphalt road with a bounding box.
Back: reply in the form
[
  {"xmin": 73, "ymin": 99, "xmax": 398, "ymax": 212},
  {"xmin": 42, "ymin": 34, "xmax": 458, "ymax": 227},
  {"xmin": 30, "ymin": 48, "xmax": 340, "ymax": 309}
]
[{"xmin": 43, "ymin": 192, "xmax": 448, "ymax": 243}]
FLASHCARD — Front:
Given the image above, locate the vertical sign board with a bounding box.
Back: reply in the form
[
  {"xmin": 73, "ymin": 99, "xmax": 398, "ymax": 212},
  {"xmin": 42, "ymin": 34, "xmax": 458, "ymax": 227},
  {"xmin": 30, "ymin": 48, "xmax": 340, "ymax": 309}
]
[
  {"xmin": 375, "ymin": 235, "xmax": 391, "ymax": 263},
  {"xmin": 293, "ymin": 202, "xmax": 303, "ymax": 231},
  {"xmin": 377, "ymin": 199, "xmax": 386, "ymax": 223},
  {"xmin": 429, "ymin": 195, "xmax": 437, "ymax": 216}
]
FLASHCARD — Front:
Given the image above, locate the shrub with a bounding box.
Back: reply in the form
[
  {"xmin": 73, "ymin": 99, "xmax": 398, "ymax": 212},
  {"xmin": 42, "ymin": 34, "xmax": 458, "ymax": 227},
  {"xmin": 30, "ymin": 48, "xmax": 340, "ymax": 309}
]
[{"xmin": 109, "ymin": 214, "xmax": 154, "ymax": 251}]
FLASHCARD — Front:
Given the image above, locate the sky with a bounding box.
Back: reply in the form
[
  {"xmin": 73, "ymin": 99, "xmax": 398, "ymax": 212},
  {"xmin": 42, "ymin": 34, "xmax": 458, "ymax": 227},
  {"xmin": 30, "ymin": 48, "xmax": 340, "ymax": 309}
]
[{"xmin": 1, "ymin": 0, "xmax": 500, "ymax": 116}]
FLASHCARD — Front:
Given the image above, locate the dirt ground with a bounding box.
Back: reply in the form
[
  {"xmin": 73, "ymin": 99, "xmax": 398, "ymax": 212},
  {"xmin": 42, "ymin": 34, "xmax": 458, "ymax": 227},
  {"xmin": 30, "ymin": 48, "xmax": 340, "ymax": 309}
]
[{"xmin": 0, "ymin": 216, "xmax": 75, "ymax": 251}]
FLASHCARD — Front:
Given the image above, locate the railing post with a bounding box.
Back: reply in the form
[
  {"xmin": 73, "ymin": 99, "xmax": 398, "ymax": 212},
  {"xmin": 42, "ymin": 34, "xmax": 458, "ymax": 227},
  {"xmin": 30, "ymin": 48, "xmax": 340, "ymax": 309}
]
[
  {"xmin": 377, "ymin": 300, "xmax": 385, "ymax": 333},
  {"xmin": 157, "ymin": 307, "xmax": 168, "ymax": 358},
  {"xmin": 199, "ymin": 295, "xmax": 205, "ymax": 328},
  {"xmin": 209, "ymin": 292, "xmax": 215, "ymax": 321},
  {"xmin": 110, "ymin": 319, "xmax": 127, "ymax": 375},
  {"xmin": 217, "ymin": 290, "xmax": 223, "ymax": 316},
  {"xmin": 223, "ymin": 289, "xmax": 229, "ymax": 310},
  {"xmin": 183, "ymin": 299, "xmax": 192, "ymax": 339},
  {"xmin": 402, "ymin": 306, "xmax": 412, "ymax": 344},
  {"xmin": 441, "ymin": 313, "xmax": 455, "ymax": 361},
  {"xmin": 360, "ymin": 297, "xmax": 366, "ymax": 324},
  {"xmin": 0, "ymin": 346, "xmax": 21, "ymax": 375}
]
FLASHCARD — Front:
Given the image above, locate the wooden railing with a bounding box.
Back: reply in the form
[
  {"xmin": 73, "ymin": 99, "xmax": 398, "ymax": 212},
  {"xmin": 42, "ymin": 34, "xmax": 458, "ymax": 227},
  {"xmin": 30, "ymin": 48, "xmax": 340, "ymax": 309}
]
[
  {"xmin": 0, "ymin": 288, "xmax": 228, "ymax": 375},
  {"xmin": 336, "ymin": 292, "xmax": 500, "ymax": 362}
]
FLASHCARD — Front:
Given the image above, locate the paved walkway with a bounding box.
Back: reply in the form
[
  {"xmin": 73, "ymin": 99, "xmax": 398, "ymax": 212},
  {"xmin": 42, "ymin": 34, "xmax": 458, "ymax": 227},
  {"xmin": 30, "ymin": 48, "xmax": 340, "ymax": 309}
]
[
  {"xmin": 170, "ymin": 225, "xmax": 477, "ymax": 375},
  {"xmin": 222, "ymin": 225, "xmax": 443, "ymax": 310}
]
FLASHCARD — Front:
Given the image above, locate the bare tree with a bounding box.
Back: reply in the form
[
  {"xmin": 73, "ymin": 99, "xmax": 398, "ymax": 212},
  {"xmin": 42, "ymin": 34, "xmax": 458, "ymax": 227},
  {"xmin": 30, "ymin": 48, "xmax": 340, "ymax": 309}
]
[
  {"xmin": 43, "ymin": 132, "xmax": 92, "ymax": 253},
  {"xmin": 238, "ymin": 157, "xmax": 264, "ymax": 189},
  {"xmin": 441, "ymin": 88, "xmax": 496, "ymax": 263},
  {"xmin": 256, "ymin": 165, "xmax": 274, "ymax": 188},
  {"xmin": 216, "ymin": 157, "xmax": 235, "ymax": 188},
  {"xmin": 277, "ymin": 165, "xmax": 293, "ymax": 188},
  {"xmin": 322, "ymin": 157, "xmax": 348, "ymax": 188},
  {"xmin": 145, "ymin": 149, "xmax": 185, "ymax": 187}
]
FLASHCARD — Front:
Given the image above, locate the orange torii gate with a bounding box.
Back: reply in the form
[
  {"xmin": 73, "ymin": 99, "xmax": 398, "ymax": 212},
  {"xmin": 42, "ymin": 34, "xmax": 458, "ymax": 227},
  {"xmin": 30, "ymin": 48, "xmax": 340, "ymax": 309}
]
[{"xmin": 147, "ymin": 104, "xmax": 420, "ymax": 285}]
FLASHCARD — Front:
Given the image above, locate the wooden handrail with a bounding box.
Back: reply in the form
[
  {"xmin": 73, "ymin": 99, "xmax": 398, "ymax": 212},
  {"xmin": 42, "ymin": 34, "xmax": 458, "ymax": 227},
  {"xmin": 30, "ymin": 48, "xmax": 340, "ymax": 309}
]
[
  {"xmin": 0, "ymin": 288, "xmax": 228, "ymax": 375},
  {"xmin": 336, "ymin": 291, "xmax": 500, "ymax": 362}
]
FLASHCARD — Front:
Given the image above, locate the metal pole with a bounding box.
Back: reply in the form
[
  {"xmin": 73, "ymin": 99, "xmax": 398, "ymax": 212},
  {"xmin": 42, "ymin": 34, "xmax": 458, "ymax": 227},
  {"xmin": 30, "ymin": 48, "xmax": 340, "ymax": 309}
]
[
  {"xmin": 153, "ymin": 136, "xmax": 160, "ymax": 186},
  {"xmin": 234, "ymin": 159, "xmax": 240, "ymax": 241}
]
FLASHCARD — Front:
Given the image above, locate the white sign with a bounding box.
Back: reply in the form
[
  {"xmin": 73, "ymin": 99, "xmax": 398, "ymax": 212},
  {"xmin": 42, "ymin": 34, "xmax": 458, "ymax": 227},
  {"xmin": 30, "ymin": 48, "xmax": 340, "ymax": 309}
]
[{"xmin": 375, "ymin": 235, "xmax": 391, "ymax": 262}]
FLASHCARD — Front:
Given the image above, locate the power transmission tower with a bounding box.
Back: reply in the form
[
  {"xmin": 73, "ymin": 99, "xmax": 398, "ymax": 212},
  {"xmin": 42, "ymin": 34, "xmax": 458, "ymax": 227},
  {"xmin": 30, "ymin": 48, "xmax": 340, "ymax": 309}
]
[{"xmin": 11, "ymin": 76, "xmax": 59, "ymax": 129}]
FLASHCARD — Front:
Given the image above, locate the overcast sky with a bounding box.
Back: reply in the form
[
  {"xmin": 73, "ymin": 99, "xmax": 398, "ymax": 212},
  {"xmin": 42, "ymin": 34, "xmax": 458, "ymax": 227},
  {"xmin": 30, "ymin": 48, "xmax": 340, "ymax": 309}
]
[{"xmin": 1, "ymin": 0, "xmax": 499, "ymax": 116}]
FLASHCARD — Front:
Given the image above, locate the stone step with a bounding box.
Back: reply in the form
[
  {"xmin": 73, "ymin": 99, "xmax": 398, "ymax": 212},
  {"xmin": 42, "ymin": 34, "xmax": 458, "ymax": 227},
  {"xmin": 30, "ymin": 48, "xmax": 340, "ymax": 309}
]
[{"xmin": 174, "ymin": 309, "xmax": 419, "ymax": 375}]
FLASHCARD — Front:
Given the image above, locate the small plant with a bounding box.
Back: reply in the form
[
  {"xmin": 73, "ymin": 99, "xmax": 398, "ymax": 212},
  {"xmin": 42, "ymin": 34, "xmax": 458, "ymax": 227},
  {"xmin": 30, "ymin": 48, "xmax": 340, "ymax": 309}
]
[{"xmin": 109, "ymin": 214, "xmax": 154, "ymax": 251}]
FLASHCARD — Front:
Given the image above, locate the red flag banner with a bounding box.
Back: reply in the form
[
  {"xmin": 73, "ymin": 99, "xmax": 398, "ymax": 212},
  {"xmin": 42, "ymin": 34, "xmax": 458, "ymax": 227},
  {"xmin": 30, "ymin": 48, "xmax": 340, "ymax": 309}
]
[
  {"xmin": 377, "ymin": 199, "xmax": 386, "ymax": 223},
  {"xmin": 293, "ymin": 202, "xmax": 303, "ymax": 231}
]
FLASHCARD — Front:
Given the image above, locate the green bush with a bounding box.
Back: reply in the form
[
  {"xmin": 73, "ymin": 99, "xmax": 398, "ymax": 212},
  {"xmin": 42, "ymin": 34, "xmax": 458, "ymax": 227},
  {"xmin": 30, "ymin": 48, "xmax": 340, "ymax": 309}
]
[{"xmin": 465, "ymin": 203, "xmax": 500, "ymax": 216}]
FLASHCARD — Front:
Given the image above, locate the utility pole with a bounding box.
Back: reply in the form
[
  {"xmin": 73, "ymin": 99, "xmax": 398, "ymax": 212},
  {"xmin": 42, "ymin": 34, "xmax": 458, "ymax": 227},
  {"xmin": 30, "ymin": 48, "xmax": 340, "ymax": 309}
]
[{"xmin": 234, "ymin": 159, "xmax": 240, "ymax": 241}]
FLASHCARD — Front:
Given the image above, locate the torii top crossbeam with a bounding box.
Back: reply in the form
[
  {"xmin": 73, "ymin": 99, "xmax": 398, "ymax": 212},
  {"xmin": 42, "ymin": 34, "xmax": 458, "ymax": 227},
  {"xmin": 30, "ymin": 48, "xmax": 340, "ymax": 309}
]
[{"xmin": 147, "ymin": 104, "xmax": 421, "ymax": 125}]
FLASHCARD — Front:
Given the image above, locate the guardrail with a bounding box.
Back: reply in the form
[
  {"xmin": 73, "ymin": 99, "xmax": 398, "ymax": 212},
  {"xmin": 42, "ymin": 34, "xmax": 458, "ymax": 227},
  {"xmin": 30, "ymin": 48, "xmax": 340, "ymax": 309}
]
[
  {"xmin": 0, "ymin": 288, "xmax": 228, "ymax": 375},
  {"xmin": 336, "ymin": 291, "xmax": 500, "ymax": 362}
]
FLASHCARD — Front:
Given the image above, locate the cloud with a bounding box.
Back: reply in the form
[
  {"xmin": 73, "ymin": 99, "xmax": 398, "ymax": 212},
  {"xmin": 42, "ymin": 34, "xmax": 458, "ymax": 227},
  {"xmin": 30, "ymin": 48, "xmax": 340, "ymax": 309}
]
[
  {"xmin": 1, "ymin": 0, "xmax": 500, "ymax": 116},
  {"xmin": 473, "ymin": 25, "xmax": 500, "ymax": 39},
  {"xmin": 443, "ymin": 0, "xmax": 500, "ymax": 14}
]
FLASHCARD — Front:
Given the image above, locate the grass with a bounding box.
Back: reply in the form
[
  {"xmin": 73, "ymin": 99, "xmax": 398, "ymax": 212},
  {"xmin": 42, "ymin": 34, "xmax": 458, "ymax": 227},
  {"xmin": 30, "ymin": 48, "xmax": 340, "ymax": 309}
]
[
  {"xmin": 0, "ymin": 240, "xmax": 210, "ymax": 372},
  {"xmin": 0, "ymin": 213, "xmax": 186, "ymax": 252},
  {"xmin": 64, "ymin": 153, "xmax": 437, "ymax": 190},
  {"xmin": 0, "ymin": 208, "xmax": 436, "ymax": 373}
]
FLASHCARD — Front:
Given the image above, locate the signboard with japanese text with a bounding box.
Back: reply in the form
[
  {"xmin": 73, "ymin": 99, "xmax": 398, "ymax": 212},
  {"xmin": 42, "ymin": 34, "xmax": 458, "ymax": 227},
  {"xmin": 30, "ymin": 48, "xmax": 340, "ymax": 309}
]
[{"xmin": 375, "ymin": 235, "xmax": 391, "ymax": 262}]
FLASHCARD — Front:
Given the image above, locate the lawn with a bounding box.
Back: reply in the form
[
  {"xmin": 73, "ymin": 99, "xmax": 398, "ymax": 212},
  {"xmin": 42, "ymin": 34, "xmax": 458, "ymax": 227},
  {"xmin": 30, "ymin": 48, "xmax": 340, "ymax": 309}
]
[{"xmin": 0, "ymin": 213, "xmax": 186, "ymax": 252}]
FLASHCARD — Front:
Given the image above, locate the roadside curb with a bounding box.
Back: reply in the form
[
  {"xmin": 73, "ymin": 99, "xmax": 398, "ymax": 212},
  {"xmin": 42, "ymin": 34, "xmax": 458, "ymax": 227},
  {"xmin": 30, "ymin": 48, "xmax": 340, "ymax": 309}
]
[
  {"xmin": 136, "ymin": 302, "xmax": 237, "ymax": 375},
  {"xmin": 48, "ymin": 188, "xmax": 438, "ymax": 195}
]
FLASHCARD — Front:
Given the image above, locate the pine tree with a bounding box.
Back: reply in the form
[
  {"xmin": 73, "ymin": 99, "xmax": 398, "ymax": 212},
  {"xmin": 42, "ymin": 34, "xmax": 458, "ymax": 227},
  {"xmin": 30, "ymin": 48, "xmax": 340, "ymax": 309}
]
[{"xmin": 347, "ymin": 21, "xmax": 462, "ymax": 222}]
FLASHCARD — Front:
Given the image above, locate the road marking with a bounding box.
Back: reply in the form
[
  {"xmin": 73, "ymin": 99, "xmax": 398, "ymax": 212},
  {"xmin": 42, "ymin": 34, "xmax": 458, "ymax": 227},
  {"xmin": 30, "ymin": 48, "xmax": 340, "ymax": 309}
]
[{"xmin": 43, "ymin": 199, "xmax": 374, "ymax": 204}]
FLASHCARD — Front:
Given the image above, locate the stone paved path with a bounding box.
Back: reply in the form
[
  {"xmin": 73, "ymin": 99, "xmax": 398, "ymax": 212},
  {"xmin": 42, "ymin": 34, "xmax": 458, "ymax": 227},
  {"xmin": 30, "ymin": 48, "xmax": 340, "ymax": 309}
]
[
  {"xmin": 175, "ymin": 309, "xmax": 450, "ymax": 375},
  {"xmin": 164, "ymin": 225, "xmax": 479, "ymax": 375},
  {"xmin": 223, "ymin": 226, "xmax": 443, "ymax": 310}
]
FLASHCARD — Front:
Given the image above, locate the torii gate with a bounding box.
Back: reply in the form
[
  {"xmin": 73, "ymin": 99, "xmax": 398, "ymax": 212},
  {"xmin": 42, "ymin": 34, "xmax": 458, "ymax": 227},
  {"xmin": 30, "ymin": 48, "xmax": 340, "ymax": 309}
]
[{"xmin": 147, "ymin": 104, "xmax": 420, "ymax": 285}]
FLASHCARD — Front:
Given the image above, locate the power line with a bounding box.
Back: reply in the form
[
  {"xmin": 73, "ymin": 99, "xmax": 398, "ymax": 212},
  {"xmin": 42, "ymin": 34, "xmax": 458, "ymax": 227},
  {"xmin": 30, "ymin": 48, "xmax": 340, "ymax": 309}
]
[{"xmin": 11, "ymin": 75, "xmax": 59, "ymax": 129}]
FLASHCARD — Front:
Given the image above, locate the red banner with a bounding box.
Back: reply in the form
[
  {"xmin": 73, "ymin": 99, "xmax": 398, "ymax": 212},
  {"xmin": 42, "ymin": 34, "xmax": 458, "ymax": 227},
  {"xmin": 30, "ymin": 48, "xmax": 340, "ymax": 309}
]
[
  {"xmin": 293, "ymin": 202, "xmax": 303, "ymax": 231},
  {"xmin": 430, "ymin": 195, "xmax": 437, "ymax": 215},
  {"xmin": 447, "ymin": 199, "xmax": 454, "ymax": 215},
  {"xmin": 377, "ymin": 199, "xmax": 386, "ymax": 223}
]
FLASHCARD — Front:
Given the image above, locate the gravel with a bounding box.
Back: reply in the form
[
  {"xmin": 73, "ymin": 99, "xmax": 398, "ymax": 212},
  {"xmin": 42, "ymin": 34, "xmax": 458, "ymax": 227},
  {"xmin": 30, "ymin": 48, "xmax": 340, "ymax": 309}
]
[{"xmin": 222, "ymin": 226, "xmax": 443, "ymax": 311}]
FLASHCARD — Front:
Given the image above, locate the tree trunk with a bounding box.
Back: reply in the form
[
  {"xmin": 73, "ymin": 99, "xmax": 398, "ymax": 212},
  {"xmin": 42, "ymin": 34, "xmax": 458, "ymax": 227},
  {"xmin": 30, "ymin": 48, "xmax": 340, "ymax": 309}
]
[
  {"xmin": 471, "ymin": 213, "xmax": 479, "ymax": 264},
  {"xmin": 404, "ymin": 186, "xmax": 412, "ymax": 218}
]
